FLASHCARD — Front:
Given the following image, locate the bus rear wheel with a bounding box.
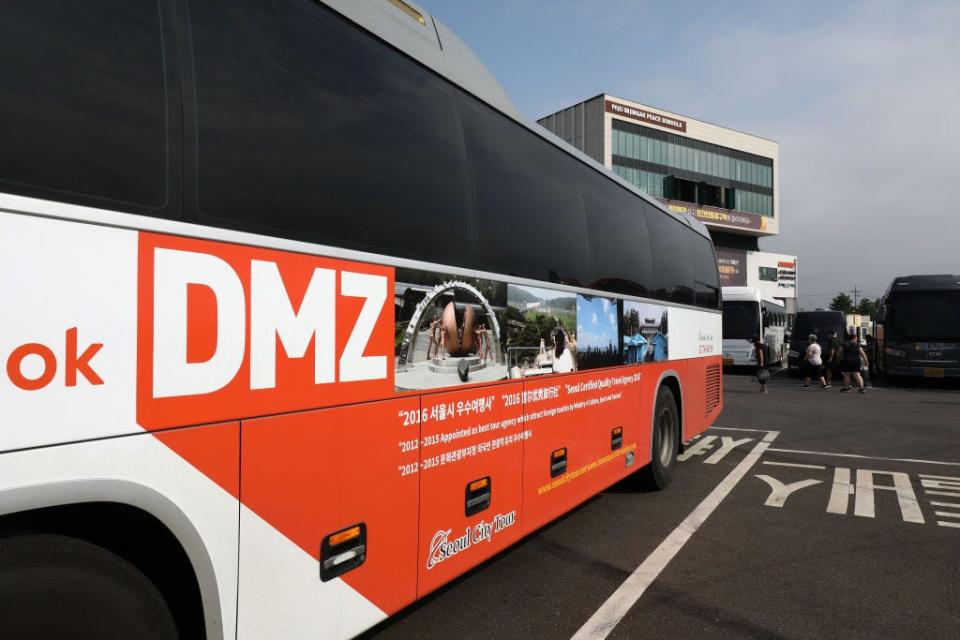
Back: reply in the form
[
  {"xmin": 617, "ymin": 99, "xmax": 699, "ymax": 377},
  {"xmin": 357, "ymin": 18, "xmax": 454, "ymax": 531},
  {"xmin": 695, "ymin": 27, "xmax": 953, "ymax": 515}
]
[
  {"xmin": 640, "ymin": 386, "xmax": 679, "ymax": 490},
  {"xmin": 0, "ymin": 534, "xmax": 178, "ymax": 640}
]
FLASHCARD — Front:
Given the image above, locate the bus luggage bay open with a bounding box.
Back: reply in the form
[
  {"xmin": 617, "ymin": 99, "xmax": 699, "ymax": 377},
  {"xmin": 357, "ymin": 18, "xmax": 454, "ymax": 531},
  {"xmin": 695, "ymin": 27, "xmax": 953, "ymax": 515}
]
[{"xmin": 0, "ymin": 1, "xmax": 723, "ymax": 637}]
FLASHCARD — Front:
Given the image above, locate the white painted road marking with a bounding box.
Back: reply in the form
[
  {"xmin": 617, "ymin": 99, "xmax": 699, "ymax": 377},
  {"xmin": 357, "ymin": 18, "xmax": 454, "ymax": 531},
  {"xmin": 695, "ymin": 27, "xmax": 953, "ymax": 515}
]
[
  {"xmin": 570, "ymin": 431, "xmax": 779, "ymax": 640},
  {"xmin": 704, "ymin": 437, "xmax": 753, "ymax": 464},
  {"xmin": 827, "ymin": 468, "xmax": 855, "ymax": 515},
  {"xmin": 824, "ymin": 468, "xmax": 925, "ymax": 523},
  {"xmin": 762, "ymin": 461, "xmax": 827, "ymax": 470},
  {"xmin": 755, "ymin": 475, "xmax": 822, "ymax": 507},
  {"xmin": 677, "ymin": 435, "xmax": 716, "ymax": 462},
  {"xmin": 764, "ymin": 447, "xmax": 960, "ymax": 468},
  {"xmin": 705, "ymin": 429, "xmax": 960, "ymax": 529},
  {"xmin": 918, "ymin": 474, "xmax": 960, "ymax": 528},
  {"xmin": 678, "ymin": 435, "xmax": 754, "ymax": 464},
  {"xmin": 853, "ymin": 470, "xmax": 924, "ymax": 523},
  {"xmin": 919, "ymin": 476, "xmax": 960, "ymax": 497}
]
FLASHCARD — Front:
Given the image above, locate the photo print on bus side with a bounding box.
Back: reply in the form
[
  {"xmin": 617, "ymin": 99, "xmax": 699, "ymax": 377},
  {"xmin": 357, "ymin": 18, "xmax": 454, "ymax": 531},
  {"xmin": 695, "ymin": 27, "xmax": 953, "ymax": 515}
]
[
  {"xmin": 394, "ymin": 268, "xmax": 508, "ymax": 391},
  {"xmin": 622, "ymin": 301, "xmax": 669, "ymax": 363}
]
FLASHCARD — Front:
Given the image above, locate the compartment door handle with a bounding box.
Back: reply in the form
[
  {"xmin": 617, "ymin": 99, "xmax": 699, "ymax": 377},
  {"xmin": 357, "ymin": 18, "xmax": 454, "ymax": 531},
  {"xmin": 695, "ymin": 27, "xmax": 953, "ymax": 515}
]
[{"xmin": 465, "ymin": 476, "xmax": 492, "ymax": 516}]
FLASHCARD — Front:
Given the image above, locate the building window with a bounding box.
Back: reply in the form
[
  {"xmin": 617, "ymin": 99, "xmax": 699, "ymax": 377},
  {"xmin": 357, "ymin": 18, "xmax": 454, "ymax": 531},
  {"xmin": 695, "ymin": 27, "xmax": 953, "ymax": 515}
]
[
  {"xmin": 610, "ymin": 119, "xmax": 774, "ymax": 217},
  {"xmin": 759, "ymin": 266, "xmax": 778, "ymax": 282}
]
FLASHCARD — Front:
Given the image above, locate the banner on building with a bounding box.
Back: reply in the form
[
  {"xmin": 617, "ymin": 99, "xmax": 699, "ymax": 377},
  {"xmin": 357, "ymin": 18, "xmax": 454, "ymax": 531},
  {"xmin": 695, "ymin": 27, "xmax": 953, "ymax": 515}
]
[
  {"xmin": 659, "ymin": 199, "xmax": 768, "ymax": 233},
  {"xmin": 605, "ymin": 100, "xmax": 687, "ymax": 132},
  {"xmin": 716, "ymin": 249, "xmax": 747, "ymax": 287}
]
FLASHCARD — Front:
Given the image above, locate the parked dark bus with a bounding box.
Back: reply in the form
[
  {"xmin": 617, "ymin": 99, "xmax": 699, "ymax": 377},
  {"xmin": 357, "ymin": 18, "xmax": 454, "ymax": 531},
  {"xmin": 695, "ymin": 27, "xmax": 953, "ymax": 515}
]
[{"xmin": 874, "ymin": 274, "xmax": 960, "ymax": 379}]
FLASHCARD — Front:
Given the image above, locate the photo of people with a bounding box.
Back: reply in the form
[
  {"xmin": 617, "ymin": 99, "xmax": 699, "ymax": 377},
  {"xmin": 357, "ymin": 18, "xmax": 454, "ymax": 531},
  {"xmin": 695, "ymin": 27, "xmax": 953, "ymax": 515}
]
[
  {"xmin": 576, "ymin": 295, "xmax": 621, "ymax": 369},
  {"xmin": 622, "ymin": 302, "xmax": 669, "ymax": 364},
  {"xmin": 394, "ymin": 268, "xmax": 508, "ymax": 391},
  {"xmin": 503, "ymin": 284, "xmax": 578, "ymax": 378}
]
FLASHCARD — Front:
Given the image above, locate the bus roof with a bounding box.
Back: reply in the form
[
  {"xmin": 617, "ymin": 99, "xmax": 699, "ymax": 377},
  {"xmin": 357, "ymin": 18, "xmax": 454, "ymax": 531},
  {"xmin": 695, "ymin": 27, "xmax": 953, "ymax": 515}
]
[
  {"xmin": 722, "ymin": 287, "xmax": 785, "ymax": 306},
  {"xmin": 885, "ymin": 274, "xmax": 960, "ymax": 295},
  {"xmin": 322, "ymin": 0, "xmax": 710, "ymax": 240}
]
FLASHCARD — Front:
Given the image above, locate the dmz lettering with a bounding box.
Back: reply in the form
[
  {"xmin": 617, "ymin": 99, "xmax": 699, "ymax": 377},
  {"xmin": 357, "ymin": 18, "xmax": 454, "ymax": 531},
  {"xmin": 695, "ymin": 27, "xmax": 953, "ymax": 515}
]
[
  {"xmin": 151, "ymin": 249, "xmax": 387, "ymax": 398},
  {"xmin": 136, "ymin": 233, "xmax": 395, "ymax": 428},
  {"xmin": 426, "ymin": 511, "xmax": 517, "ymax": 570}
]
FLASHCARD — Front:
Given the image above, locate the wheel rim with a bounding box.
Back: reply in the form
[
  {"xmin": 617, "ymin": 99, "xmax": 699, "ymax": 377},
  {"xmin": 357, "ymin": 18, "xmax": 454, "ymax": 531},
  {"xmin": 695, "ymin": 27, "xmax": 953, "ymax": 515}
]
[{"xmin": 657, "ymin": 407, "xmax": 675, "ymax": 467}]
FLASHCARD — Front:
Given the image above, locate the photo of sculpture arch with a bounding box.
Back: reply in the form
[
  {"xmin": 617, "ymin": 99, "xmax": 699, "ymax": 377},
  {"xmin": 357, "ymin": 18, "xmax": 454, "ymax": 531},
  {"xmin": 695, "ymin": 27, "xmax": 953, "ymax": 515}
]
[
  {"xmin": 394, "ymin": 268, "xmax": 508, "ymax": 391},
  {"xmin": 503, "ymin": 284, "xmax": 577, "ymax": 378},
  {"xmin": 622, "ymin": 301, "xmax": 669, "ymax": 363},
  {"xmin": 576, "ymin": 294, "xmax": 621, "ymax": 369}
]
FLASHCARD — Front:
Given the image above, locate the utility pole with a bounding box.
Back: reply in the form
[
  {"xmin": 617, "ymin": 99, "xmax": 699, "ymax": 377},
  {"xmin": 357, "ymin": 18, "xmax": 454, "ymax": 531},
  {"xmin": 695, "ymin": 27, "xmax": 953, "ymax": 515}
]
[{"xmin": 850, "ymin": 287, "xmax": 861, "ymax": 310}]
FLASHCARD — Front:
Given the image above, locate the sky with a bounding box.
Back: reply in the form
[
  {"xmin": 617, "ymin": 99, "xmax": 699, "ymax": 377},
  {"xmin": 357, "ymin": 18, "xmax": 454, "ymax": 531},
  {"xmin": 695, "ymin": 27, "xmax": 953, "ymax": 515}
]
[
  {"xmin": 423, "ymin": 0, "xmax": 960, "ymax": 310},
  {"xmin": 576, "ymin": 295, "xmax": 618, "ymax": 350}
]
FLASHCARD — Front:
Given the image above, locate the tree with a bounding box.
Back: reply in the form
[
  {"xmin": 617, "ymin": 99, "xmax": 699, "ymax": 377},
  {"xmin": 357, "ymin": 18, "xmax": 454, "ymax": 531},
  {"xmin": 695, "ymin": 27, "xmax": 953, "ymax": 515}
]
[
  {"xmin": 829, "ymin": 292, "xmax": 854, "ymax": 314},
  {"xmin": 857, "ymin": 297, "xmax": 878, "ymax": 318}
]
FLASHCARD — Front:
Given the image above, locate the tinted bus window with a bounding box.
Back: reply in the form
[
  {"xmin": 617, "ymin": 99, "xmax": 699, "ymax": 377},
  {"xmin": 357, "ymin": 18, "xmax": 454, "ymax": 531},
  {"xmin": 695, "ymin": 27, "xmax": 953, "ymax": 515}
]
[
  {"xmin": 578, "ymin": 164, "xmax": 654, "ymax": 297},
  {"xmin": 460, "ymin": 94, "xmax": 590, "ymax": 286},
  {"xmin": 691, "ymin": 235, "xmax": 720, "ymax": 309},
  {"xmin": 0, "ymin": 0, "xmax": 168, "ymax": 210},
  {"xmin": 188, "ymin": 0, "xmax": 473, "ymax": 266},
  {"xmin": 643, "ymin": 205, "xmax": 694, "ymax": 305},
  {"xmin": 723, "ymin": 301, "xmax": 759, "ymax": 339},
  {"xmin": 888, "ymin": 291, "xmax": 960, "ymax": 341}
]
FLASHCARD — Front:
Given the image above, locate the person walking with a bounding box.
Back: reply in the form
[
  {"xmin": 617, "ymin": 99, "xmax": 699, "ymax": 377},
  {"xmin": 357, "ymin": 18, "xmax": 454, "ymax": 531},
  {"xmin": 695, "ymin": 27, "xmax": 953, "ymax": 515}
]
[
  {"xmin": 824, "ymin": 331, "xmax": 840, "ymax": 389},
  {"xmin": 839, "ymin": 330, "xmax": 868, "ymax": 393},
  {"xmin": 752, "ymin": 336, "xmax": 769, "ymax": 394},
  {"xmin": 802, "ymin": 334, "xmax": 827, "ymax": 388}
]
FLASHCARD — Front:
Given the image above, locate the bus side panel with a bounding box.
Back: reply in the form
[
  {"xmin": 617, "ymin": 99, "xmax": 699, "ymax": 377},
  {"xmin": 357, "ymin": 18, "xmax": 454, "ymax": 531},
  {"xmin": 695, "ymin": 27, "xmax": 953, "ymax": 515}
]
[
  {"xmin": 239, "ymin": 396, "xmax": 420, "ymax": 620},
  {"xmin": 679, "ymin": 359, "xmax": 702, "ymax": 441},
  {"xmin": 521, "ymin": 368, "xmax": 643, "ymax": 536},
  {"xmin": 417, "ymin": 382, "xmax": 524, "ymax": 597},
  {"xmin": 0, "ymin": 427, "xmax": 242, "ymax": 640},
  {"xmin": 153, "ymin": 420, "xmax": 240, "ymax": 500},
  {"xmin": 681, "ymin": 355, "xmax": 723, "ymax": 441},
  {"xmin": 1, "ymin": 213, "xmax": 141, "ymax": 452}
]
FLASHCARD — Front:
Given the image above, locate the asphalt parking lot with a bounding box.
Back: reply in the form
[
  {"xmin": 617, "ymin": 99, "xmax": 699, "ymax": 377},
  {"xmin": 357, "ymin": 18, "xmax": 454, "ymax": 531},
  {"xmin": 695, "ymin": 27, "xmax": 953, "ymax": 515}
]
[{"xmin": 364, "ymin": 371, "xmax": 960, "ymax": 640}]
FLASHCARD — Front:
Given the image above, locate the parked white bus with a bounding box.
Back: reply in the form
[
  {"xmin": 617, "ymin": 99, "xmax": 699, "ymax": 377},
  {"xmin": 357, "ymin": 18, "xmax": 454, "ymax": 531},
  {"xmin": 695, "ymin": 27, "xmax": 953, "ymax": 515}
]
[{"xmin": 721, "ymin": 287, "xmax": 787, "ymax": 367}]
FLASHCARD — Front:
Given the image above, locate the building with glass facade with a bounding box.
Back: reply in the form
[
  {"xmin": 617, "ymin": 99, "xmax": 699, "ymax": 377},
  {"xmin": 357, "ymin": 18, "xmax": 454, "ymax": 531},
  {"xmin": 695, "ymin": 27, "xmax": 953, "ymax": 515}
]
[{"xmin": 538, "ymin": 93, "xmax": 798, "ymax": 316}]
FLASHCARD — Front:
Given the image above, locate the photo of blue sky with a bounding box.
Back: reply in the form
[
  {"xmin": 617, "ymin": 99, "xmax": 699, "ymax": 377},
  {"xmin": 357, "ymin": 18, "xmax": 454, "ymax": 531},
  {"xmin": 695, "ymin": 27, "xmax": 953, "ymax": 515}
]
[{"xmin": 576, "ymin": 295, "xmax": 618, "ymax": 353}]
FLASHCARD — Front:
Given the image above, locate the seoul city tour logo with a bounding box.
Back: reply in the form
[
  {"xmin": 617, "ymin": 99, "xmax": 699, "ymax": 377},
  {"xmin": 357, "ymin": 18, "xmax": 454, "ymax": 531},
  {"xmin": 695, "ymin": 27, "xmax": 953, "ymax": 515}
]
[
  {"xmin": 426, "ymin": 511, "xmax": 516, "ymax": 570},
  {"xmin": 698, "ymin": 330, "xmax": 715, "ymax": 354}
]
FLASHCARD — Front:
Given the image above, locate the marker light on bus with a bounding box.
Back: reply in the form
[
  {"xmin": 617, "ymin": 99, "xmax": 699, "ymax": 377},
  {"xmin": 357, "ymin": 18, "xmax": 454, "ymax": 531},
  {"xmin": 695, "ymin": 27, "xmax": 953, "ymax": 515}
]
[
  {"xmin": 469, "ymin": 478, "xmax": 489, "ymax": 493},
  {"xmin": 328, "ymin": 525, "xmax": 362, "ymax": 547}
]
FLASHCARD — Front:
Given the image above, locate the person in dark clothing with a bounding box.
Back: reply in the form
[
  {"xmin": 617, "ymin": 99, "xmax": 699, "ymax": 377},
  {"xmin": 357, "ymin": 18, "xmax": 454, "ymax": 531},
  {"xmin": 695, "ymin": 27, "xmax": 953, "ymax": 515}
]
[
  {"xmin": 839, "ymin": 330, "xmax": 868, "ymax": 393},
  {"xmin": 825, "ymin": 331, "xmax": 840, "ymax": 389},
  {"xmin": 752, "ymin": 336, "xmax": 768, "ymax": 394}
]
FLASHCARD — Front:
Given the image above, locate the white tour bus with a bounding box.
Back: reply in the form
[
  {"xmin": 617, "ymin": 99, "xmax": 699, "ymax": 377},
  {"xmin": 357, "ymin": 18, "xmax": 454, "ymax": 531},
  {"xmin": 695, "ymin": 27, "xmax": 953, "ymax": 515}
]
[
  {"xmin": 721, "ymin": 287, "xmax": 787, "ymax": 366},
  {"xmin": 0, "ymin": 1, "xmax": 724, "ymax": 638}
]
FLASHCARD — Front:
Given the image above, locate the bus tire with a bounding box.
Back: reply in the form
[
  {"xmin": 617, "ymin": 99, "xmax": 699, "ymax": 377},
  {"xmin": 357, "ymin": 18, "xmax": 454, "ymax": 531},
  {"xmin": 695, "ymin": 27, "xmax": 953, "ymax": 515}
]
[
  {"xmin": 640, "ymin": 385, "xmax": 680, "ymax": 490},
  {"xmin": 0, "ymin": 534, "xmax": 178, "ymax": 640}
]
